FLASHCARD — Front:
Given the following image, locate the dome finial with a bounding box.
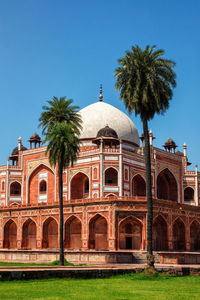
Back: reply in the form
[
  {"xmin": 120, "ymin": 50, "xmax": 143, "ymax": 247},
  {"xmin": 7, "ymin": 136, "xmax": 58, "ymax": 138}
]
[{"xmin": 99, "ymin": 84, "xmax": 103, "ymax": 101}]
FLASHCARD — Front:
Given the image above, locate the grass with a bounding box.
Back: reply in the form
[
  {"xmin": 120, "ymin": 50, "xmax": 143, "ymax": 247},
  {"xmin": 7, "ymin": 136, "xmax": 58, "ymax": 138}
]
[
  {"xmin": 0, "ymin": 273, "xmax": 200, "ymax": 299},
  {"xmin": 0, "ymin": 260, "xmax": 77, "ymax": 267}
]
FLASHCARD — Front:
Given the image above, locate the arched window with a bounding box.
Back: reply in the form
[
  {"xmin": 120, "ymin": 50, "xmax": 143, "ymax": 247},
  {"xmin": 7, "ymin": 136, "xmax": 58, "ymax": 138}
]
[
  {"xmin": 184, "ymin": 187, "xmax": 194, "ymax": 201},
  {"xmin": 10, "ymin": 182, "xmax": 21, "ymax": 196},
  {"xmin": 71, "ymin": 172, "xmax": 90, "ymax": 200},
  {"xmin": 39, "ymin": 180, "xmax": 47, "ymax": 193},
  {"xmin": 105, "ymin": 168, "xmax": 118, "ymax": 185},
  {"xmin": 157, "ymin": 169, "xmax": 178, "ymax": 201},
  {"xmin": 132, "ymin": 175, "xmax": 146, "ymax": 196}
]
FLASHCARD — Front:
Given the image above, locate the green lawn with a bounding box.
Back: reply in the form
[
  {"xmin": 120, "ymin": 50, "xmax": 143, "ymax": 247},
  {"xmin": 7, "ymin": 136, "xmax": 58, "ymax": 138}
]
[
  {"xmin": 0, "ymin": 261, "xmax": 74, "ymax": 267},
  {"xmin": 0, "ymin": 274, "xmax": 199, "ymax": 300}
]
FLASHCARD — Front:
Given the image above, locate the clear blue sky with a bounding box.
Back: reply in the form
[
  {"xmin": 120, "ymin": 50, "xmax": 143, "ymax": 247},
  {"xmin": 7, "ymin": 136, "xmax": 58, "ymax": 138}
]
[{"xmin": 0, "ymin": 0, "xmax": 199, "ymax": 169}]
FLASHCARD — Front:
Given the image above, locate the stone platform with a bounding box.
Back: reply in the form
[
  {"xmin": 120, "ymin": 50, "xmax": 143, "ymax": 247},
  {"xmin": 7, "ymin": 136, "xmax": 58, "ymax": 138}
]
[
  {"xmin": 0, "ymin": 250, "xmax": 147, "ymax": 264},
  {"xmin": 1, "ymin": 250, "xmax": 200, "ymax": 265},
  {"xmin": 0, "ymin": 264, "xmax": 200, "ymax": 281}
]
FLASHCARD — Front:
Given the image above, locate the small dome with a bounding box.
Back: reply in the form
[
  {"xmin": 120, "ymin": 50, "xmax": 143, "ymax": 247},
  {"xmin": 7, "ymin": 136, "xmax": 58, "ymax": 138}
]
[
  {"xmin": 30, "ymin": 132, "xmax": 41, "ymax": 141},
  {"xmin": 164, "ymin": 138, "xmax": 176, "ymax": 147},
  {"xmin": 11, "ymin": 145, "xmax": 27, "ymax": 156},
  {"xmin": 97, "ymin": 125, "xmax": 118, "ymax": 139}
]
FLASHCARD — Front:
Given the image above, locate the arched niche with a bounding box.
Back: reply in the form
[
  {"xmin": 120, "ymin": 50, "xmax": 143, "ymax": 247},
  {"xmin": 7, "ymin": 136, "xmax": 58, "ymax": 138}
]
[
  {"xmin": 190, "ymin": 221, "xmax": 200, "ymax": 251},
  {"xmin": 28, "ymin": 164, "xmax": 55, "ymax": 204},
  {"xmin": 10, "ymin": 182, "xmax": 21, "ymax": 196},
  {"xmin": 42, "ymin": 217, "xmax": 58, "ymax": 249},
  {"xmin": 173, "ymin": 218, "xmax": 185, "ymax": 250},
  {"xmin": 105, "ymin": 167, "xmax": 118, "ymax": 185},
  {"xmin": 65, "ymin": 216, "xmax": 82, "ymax": 249},
  {"xmin": 70, "ymin": 172, "xmax": 89, "ymax": 200},
  {"xmin": 22, "ymin": 219, "xmax": 36, "ymax": 249},
  {"xmin": 157, "ymin": 168, "xmax": 178, "ymax": 201},
  {"xmin": 184, "ymin": 187, "xmax": 194, "ymax": 201},
  {"xmin": 89, "ymin": 215, "xmax": 108, "ymax": 250},
  {"xmin": 132, "ymin": 175, "xmax": 146, "ymax": 197},
  {"xmin": 39, "ymin": 180, "xmax": 47, "ymax": 194},
  {"xmin": 3, "ymin": 220, "xmax": 17, "ymax": 249},
  {"xmin": 153, "ymin": 216, "xmax": 168, "ymax": 250},
  {"xmin": 119, "ymin": 217, "xmax": 142, "ymax": 250}
]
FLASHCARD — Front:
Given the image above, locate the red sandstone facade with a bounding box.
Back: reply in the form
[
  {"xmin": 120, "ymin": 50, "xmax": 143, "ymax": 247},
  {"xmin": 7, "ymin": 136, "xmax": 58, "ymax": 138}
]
[{"xmin": 0, "ymin": 100, "xmax": 200, "ymax": 263}]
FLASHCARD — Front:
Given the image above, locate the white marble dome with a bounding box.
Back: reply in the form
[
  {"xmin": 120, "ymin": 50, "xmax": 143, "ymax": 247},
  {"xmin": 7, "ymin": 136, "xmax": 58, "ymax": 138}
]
[{"xmin": 79, "ymin": 101, "xmax": 140, "ymax": 145}]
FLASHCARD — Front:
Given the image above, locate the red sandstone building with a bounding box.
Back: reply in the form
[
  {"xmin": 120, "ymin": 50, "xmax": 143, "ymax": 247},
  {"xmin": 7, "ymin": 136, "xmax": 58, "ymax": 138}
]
[{"xmin": 0, "ymin": 96, "xmax": 200, "ymax": 264}]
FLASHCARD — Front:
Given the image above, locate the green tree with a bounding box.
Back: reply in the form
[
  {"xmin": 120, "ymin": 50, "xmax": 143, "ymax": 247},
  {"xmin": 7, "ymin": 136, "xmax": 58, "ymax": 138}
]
[
  {"xmin": 114, "ymin": 45, "xmax": 176, "ymax": 268},
  {"xmin": 39, "ymin": 97, "xmax": 82, "ymax": 265}
]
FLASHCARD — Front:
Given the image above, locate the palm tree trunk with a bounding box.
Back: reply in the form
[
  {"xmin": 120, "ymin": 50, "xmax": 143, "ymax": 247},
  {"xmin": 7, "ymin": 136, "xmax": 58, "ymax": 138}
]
[
  {"xmin": 143, "ymin": 118, "xmax": 154, "ymax": 268},
  {"xmin": 58, "ymin": 159, "xmax": 64, "ymax": 266}
]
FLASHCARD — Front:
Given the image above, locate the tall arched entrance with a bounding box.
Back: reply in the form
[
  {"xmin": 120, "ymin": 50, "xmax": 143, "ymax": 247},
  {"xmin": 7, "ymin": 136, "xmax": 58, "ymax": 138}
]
[
  {"xmin": 153, "ymin": 216, "xmax": 168, "ymax": 250},
  {"xmin": 157, "ymin": 168, "xmax": 178, "ymax": 201},
  {"xmin": 132, "ymin": 175, "xmax": 146, "ymax": 196},
  {"xmin": 173, "ymin": 218, "xmax": 185, "ymax": 250},
  {"xmin": 22, "ymin": 219, "xmax": 36, "ymax": 249},
  {"xmin": 65, "ymin": 216, "xmax": 82, "ymax": 249},
  {"xmin": 3, "ymin": 220, "xmax": 17, "ymax": 249},
  {"xmin": 119, "ymin": 217, "xmax": 142, "ymax": 250},
  {"xmin": 28, "ymin": 164, "xmax": 55, "ymax": 204},
  {"xmin": 71, "ymin": 172, "xmax": 89, "ymax": 199},
  {"xmin": 89, "ymin": 215, "xmax": 108, "ymax": 250},
  {"xmin": 190, "ymin": 221, "xmax": 200, "ymax": 251},
  {"xmin": 42, "ymin": 218, "xmax": 58, "ymax": 249}
]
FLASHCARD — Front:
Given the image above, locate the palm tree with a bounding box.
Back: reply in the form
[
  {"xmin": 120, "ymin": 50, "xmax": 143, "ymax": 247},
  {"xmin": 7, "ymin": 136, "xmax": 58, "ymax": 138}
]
[
  {"xmin": 114, "ymin": 45, "xmax": 176, "ymax": 268},
  {"xmin": 39, "ymin": 97, "xmax": 82, "ymax": 265},
  {"xmin": 39, "ymin": 96, "xmax": 82, "ymax": 135}
]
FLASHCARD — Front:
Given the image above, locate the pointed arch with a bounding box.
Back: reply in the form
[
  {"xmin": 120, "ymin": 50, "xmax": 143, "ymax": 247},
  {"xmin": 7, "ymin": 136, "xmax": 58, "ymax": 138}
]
[
  {"xmin": 70, "ymin": 172, "xmax": 89, "ymax": 200},
  {"xmin": 10, "ymin": 181, "xmax": 21, "ymax": 196},
  {"xmin": 153, "ymin": 215, "xmax": 168, "ymax": 250},
  {"xmin": 173, "ymin": 218, "xmax": 185, "ymax": 250},
  {"xmin": 105, "ymin": 167, "xmax": 118, "ymax": 185},
  {"xmin": 28, "ymin": 164, "xmax": 55, "ymax": 204},
  {"xmin": 157, "ymin": 168, "xmax": 178, "ymax": 201},
  {"xmin": 132, "ymin": 174, "xmax": 146, "ymax": 196},
  {"xmin": 119, "ymin": 216, "xmax": 142, "ymax": 250},
  {"xmin": 22, "ymin": 218, "xmax": 37, "ymax": 249},
  {"xmin": 64, "ymin": 216, "xmax": 82, "ymax": 249},
  {"xmin": 42, "ymin": 217, "xmax": 58, "ymax": 249},
  {"xmin": 89, "ymin": 214, "xmax": 108, "ymax": 250},
  {"xmin": 190, "ymin": 220, "xmax": 200, "ymax": 251},
  {"xmin": 3, "ymin": 219, "xmax": 17, "ymax": 249}
]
